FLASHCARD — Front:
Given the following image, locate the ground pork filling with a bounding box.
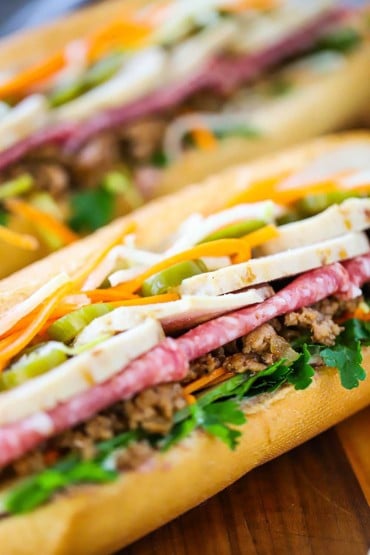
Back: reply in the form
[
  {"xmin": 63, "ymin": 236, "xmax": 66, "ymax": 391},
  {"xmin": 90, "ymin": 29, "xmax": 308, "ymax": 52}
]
[{"xmin": 0, "ymin": 295, "xmax": 360, "ymax": 481}]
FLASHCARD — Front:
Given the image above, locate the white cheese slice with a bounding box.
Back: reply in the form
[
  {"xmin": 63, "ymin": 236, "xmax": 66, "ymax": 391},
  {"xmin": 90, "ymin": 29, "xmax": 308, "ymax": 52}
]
[
  {"xmin": 180, "ymin": 232, "xmax": 370, "ymax": 296},
  {"xmin": 259, "ymin": 198, "xmax": 370, "ymax": 255},
  {"xmin": 54, "ymin": 47, "xmax": 167, "ymax": 122},
  {"xmin": 0, "ymin": 318, "xmax": 163, "ymax": 426},
  {"xmin": 75, "ymin": 286, "xmax": 273, "ymax": 347},
  {"xmin": 0, "ymin": 94, "xmax": 49, "ymax": 150}
]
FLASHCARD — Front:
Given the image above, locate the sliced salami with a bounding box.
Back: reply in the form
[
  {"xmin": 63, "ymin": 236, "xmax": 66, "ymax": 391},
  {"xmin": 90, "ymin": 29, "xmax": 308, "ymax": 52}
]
[
  {"xmin": 0, "ymin": 338, "xmax": 187, "ymax": 468},
  {"xmin": 343, "ymin": 252, "xmax": 370, "ymax": 287},
  {"xmin": 177, "ymin": 262, "xmax": 351, "ymax": 361},
  {"xmin": 0, "ymin": 122, "xmax": 75, "ymax": 172}
]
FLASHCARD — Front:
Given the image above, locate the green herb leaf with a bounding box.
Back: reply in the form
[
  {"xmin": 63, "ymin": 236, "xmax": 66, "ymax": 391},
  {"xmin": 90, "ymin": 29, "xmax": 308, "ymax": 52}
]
[
  {"xmin": 316, "ymin": 27, "xmax": 361, "ymax": 53},
  {"xmin": 340, "ymin": 318, "xmax": 370, "ymax": 346},
  {"xmin": 68, "ymin": 187, "xmax": 115, "ymax": 232},
  {"xmin": 215, "ymin": 125, "xmax": 261, "ymax": 140},
  {"xmin": 151, "ymin": 150, "xmax": 169, "ymax": 168},
  {"xmin": 5, "ymin": 461, "xmax": 117, "ymax": 514},
  {"xmin": 96, "ymin": 430, "xmax": 141, "ymax": 460},
  {"xmin": 288, "ymin": 344, "xmax": 315, "ymax": 390},
  {"xmin": 320, "ymin": 342, "xmax": 365, "ymax": 390}
]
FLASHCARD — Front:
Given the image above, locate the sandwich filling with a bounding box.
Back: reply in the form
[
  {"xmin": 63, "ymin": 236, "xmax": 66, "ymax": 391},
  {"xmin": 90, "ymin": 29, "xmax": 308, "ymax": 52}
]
[{"xmin": 0, "ymin": 163, "xmax": 369, "ymax": 515}]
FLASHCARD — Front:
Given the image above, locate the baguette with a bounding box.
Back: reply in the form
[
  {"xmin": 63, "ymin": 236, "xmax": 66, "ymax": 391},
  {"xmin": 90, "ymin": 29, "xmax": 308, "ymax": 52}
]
[
  {"xmin": 0, "ymin": 1, "xmax": 369, "ymax": 277},
  {"xmin": 0, "ymin": 133, "xmax": 369, "ymax": 554},
  {"xmin": 0, "ymin": 364, "xmax": 369, "ymax": 555}
]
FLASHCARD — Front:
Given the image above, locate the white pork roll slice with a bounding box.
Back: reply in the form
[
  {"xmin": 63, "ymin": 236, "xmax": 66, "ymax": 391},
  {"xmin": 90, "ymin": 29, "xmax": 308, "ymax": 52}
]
[
  {"xmin": 0, "ymin": 319, "xmax": 163, "ymax": 427},
  {"xmin": 180, "ymin": 231, "xmax": 370, "ymax": 297},
  {"xmin": 75, "ymin": 286, "xmax": 274, "ymax": 347},
  {"xmin": 259, "ymin": 198, "xmax": 370, "ymax": 255}
]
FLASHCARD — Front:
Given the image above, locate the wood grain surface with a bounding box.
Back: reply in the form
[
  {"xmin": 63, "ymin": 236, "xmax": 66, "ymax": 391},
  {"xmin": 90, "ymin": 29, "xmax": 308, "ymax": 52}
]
[{"xmin": 120, "ymin": 426, "xmax": 370, "ymax": 555}]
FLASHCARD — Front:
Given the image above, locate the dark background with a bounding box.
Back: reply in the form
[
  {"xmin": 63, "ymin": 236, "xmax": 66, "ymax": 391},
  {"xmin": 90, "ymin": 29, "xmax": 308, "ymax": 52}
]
[{"xmin": 0, "ymin": 0, "xmax": 364, "ymax": 39}]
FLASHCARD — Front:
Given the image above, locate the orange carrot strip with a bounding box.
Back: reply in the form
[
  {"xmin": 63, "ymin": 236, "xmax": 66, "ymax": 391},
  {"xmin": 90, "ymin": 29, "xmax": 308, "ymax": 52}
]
[
  {"xmin": 106, "ymin": 238, "xmax": 252, "ymax": 297},
  {"xmin": 5, "ymin": 198, "xmax": 78, "ymax": 245},
  {"xmin": 232, "ymin": 224, "xmax": 278, "ymax": 263},
  {"xmin": 191, "ymin": 128, "xmax": 218, "ymax": 151},
  {"xmin": 226, "ymin": 172, "xmax": 290, "ymax": 207},
  {"xmin": 85, "ymin": 291, "xmax": 178, "ymax": 304},
  {"xmin": 273, "ymin": 180, "xmax": 339, "ymax": 206},
  {"xmin": 183, "ymin": 392, "xmax": 196, "ymax": 405},
  {"xmin": 0, "ymin": 283, "xmax": 71, "ymax": 371},
  {"xmin": 87, "ymin": 20, "xmax": 153, "ymax": 62},
  {"xmin": 0, "ymin": 225, "xmax": 39, "ymax": 251},
  {"xmin": 0, "ymin": 52, "xmax": 65, "ymax": 99},
  {"xmin": 184, "ymin": 368, "xmax": 227, "ymax": 395}
]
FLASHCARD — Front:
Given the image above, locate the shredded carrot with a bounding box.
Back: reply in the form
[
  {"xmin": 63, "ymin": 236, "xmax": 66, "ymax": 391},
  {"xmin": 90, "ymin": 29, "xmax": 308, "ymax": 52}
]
[
  {"xmin": 87, "ymin": 20, "xmax": 153, "ymax": 62},
  {"xmin": 337, "ymin": 307, "xmax": 370, "ymax": 323},
  {"xmin": 86, "ymin": 291, "xmax": 179, "ymax": 304},
  {"xmin": 105, "ymin": 238, "xmax": 252, "ymax": 297},
  {"xmin": 226, "ymin": 172, "xmax": 290, "ymax": 207},
  {"xmin": 183, "ymin": 392, "xmax": 196, "ymax": 405},
  {"xmin": 0, "ymin": 225, "xmax": 39, "ymax": 251},
  {"xmin": 77, "ymin": 221, "xmax": 136, "ymax": 289},
  {"xmin": 0, "ymin": 52, "xmax": 65, "ymax": 100},
  {"xmin": 184, "ymin": 368, "xmax": 227, "ymax": 395},
  {"xmin": 273, "ymin": 180, "xmax": 339, "ymax": 206},
  {"xmin": 5, "ymin": 198, "xmax": 78, "ymax": 245},
  {"xmin": 191, "ymin": 128, "xmax": 218, "ymax": 151},
  {"xmin": 232, "ymin": 224, "xmax": 278, "ymax": 263},
  {"xmin": 207, "ymin": 370, "xmax": 235, "ymax": 387},
  {"xmin": 0, "ymin": 283, "xmax": 71, "ymax": 371}
]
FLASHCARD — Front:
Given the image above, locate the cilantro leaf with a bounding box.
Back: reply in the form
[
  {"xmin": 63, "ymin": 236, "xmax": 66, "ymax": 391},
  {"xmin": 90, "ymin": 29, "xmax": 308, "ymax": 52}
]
[
  {"xmin": 288, "ymin": 344, "xmax": 315, "ymax": 390},
  {"xmin": 162, "ymin": 399, "xmax": 246, "ymax": 451},
  {"xmin": 320, "ymin": 342, "xmax": 365, "ymax": 390},
  {"xmin": 234, "ymin": 359, "xmax": 291, "ymax": 397},
  {"xmin": 68, "ymin": 187, "xmax": 115, "ymax": 232},
  {"xmin": 5, "ymin": 462, "xmax": 116, "ymax": 514},
  {"xmin": 340, "ymin": 318, "xmax": 370, "ymax": 347},
  {"xmin": 201, "ymin": 401, "xmax": 246, "ymax": 450}
]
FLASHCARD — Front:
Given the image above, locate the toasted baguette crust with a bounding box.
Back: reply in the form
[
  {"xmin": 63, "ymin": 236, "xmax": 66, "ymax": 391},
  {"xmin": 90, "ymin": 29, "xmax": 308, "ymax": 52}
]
[{"xmin": 0, "ymin": 358, "xmax": 369, "ymax": 555}]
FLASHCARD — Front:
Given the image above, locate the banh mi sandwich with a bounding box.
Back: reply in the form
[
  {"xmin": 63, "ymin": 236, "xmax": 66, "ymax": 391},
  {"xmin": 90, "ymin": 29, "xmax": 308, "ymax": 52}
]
[
  {"xmin": 0, "ymin": 133, "xmax": 370, "ymax": 553},
  {"xmin": 0, "ymin": 0, "xmax": 370, "ymax": 279}
]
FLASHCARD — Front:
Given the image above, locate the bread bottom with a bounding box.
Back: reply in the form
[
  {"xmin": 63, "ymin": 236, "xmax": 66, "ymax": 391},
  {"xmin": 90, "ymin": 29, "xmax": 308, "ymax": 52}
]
[{"xmin": 0, "ymin": 352, "xmax": 369, "ymax": 555}]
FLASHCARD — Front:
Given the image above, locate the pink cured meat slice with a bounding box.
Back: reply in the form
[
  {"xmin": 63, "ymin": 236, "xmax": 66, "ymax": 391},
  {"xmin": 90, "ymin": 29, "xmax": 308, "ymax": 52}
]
[
  {"xmin": 0, "ymin": 338, "xmax": 188, "ymax": 468},
  {"xmin": 0, "ymin": 122, "xmax": 76, "ymax": 172},
  {"xmin": 177, "ymin": 262, "xmax": 352, "ymax": 361},
  {"xmin": 343, "ymin": 253, "xmax": 370, "ymax": 287},
  {"xmin": 64, "ymin": 7, "xmax": 343, "ymax": 152}
]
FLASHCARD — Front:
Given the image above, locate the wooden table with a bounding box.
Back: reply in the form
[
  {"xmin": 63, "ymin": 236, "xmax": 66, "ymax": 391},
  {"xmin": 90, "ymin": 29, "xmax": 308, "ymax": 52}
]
[{"xmin": 121, "ymin": 413, "xmax": 370, "ymax": 555}]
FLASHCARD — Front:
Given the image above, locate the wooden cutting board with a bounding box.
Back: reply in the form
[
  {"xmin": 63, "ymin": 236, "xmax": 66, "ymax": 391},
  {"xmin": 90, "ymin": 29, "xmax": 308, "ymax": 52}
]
[{"xmin": 119, "ymin": 409, "xmax": 370, "ymax": 555}]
